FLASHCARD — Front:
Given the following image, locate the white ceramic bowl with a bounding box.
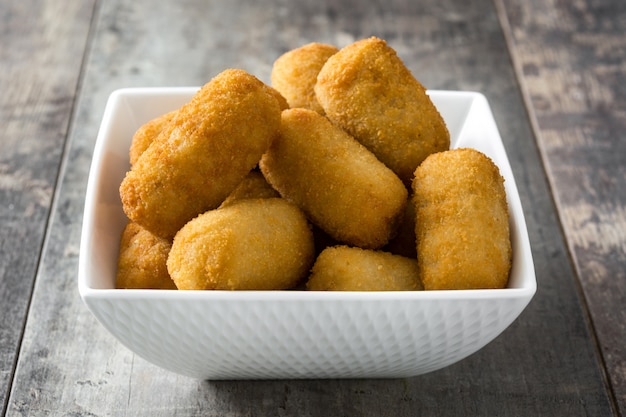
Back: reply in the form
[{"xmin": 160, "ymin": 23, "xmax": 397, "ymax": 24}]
[{"xmin": 78, "ymin": 88, "xmax": 536, "ymax": 380}]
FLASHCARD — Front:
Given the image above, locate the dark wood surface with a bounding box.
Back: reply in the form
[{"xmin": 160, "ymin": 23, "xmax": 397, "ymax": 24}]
[
  {"xmin": 1, "ymin": 0, "xmax": 624, "ymax": 415},
  {"xmin": 0, "ymin": 0, "xmax": 96, "ymax": 411},
  {"xmin": 498, "ymin": 1, "xmax": 626, "ymax": 412}
]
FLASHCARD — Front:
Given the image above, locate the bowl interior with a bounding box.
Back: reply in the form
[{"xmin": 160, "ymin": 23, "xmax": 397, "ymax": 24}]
[{"xmin": 79, "ymin": 88, "xmax": 535, "ymax": 296}]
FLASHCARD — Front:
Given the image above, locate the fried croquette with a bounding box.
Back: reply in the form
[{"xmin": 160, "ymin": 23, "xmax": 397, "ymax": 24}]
[
  {"xmin": 129, "ymin": 94, "xmax": 285, "ymax": 168},
  {"xmin": 412, "ymin": 148, "xmax": 511, "ymax": 290},
  {"xmin": 116, "ymin": 222, "xmax": 177, "ymax": 290},
  {"xmin": 167, "ymin": 198, "xmax": 315, "ymax": 290},
  {"xmin": 219, "ymin": 170, "xmax": 280, "ymax": 208},
  {"xmin": 271, "ymin": 42, "xmax": 339, "ymax": 114},
  {"xmin": 315, "ymin": 37, "xmax": 450, "ymax": 185},
  {"xmin": 306, "ymin": 246, "xmax": 423, "ymax": 291},
  {"xmin": 260, "ymin": 108, "xmax": 408, "ymax": 249},
  {"xmin": 119, "ymin": 69, "xmax": 283, "ymax": 240},
  {"xmin": 129, "ymin": 110, "xmax": 177, "ymax": 166}
]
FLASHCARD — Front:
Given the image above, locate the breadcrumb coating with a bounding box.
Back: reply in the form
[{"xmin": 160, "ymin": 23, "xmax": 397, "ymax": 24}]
[
  {"xmin": 119, "ymin": 69, "xmax": 282, "ymax": 239},
  {"xmin": 315, "ymin": 37, "xmax": 450, "ymax": 185},
  {"xmin": 167, "ymin": 198, "xmax": 315, "ymax": 290},
  {"xmin": 271, "ymin": 42, "xmax": 339, "ymax": 114},
  {"xmin": 412, "ymin": 148, "xmax": 511, "ymax": 290},
  {"xmin": 307, "ymin": 246, "xmax": 423, "ymax": 291},
  {"xmin": 116, "ymin": 222, "xmax": 176, "ymax": 290},
  {"xmin": 260, "ymin": 108, "xmax": 407, "ymax": 249},
  {"xmin": 129, "ymin": 110, "xmax": 177, "ymax": 166}
]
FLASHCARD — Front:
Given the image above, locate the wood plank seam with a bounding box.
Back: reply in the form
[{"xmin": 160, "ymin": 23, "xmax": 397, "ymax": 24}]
[
  {"xmin": 491, "ymin": 0, "xmax": 620, "ymax": 415},
  {"xmin": 2, "ymin": 2, "xmax": 101, "ymax": 416}
]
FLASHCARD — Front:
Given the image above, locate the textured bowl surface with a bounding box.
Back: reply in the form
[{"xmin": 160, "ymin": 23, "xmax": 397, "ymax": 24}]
[{"xmin": 78, "ymin": 88, "xmax": 536, "ymax": 380}]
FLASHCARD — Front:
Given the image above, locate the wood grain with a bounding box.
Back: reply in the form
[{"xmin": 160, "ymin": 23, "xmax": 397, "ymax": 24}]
[
  {"xmin": 2, "ymin": 0, "xmax": 618, "ymax": 415},
  {"xmin": 0, "ymin": 0, "xmax": 95, "ymax": 413},
  {"xmin": 496, "ymin": 0, "xmax": 626, "ymax": 414}
]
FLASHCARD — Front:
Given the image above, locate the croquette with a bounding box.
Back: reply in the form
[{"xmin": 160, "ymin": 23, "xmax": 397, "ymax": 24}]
[
  {"xmin": 129, "ymin": 110, "xmax": 177, "ymax": 166},
  {"xmin": 119, "ymin": 69, "xmax": 283, "ymax": 240},
  {"xmin": 315, "ymin": 37, "xmax": 450, "ymax": 185},
  {"xmin": 306, "ymin": 246, "xmax": 423, "ymax": 291},
  {"xmin": 167, "ymin": 198, "xmax": 315, "ymax": 290},
  {"xmin": 260, "ymin": 108, "xmax": 407, "ymax": 249},
  {"xmin": 412, "ymin": 148, "xmax": 511, "ymax": 290},
  {"xmin": 116, "ymin": 222, "xmax": 177, "ymax": 290},
  {"xmin": 271, "ymin": 42, "xmax": 339, "ymax": 114}
]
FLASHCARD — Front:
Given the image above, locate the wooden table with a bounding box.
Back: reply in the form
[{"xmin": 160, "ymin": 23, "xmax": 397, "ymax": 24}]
[{"xmin": 2, "ymin": 0, "xmax": 624, "ymax": 415}]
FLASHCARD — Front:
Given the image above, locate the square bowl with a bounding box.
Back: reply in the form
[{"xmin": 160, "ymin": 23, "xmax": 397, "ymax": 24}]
[{"xmin": 78, "ymin": 88, "xmax": 536, "ymax": 380}]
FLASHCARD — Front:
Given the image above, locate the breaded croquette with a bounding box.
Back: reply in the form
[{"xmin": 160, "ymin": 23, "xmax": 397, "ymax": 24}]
[
  {"xmin": 315, "ymin": 37, "xmax": 450, "ymax": 185},
  {"xmin": 306, "ymin": 246, "xmax": 423, "ymax": 291},
  {"xmin": 129, "ymin": 110, "xmax": 177, "ymax": 166},
  {"xmin": 116, "ymin": 222, "xmax": 176, "ymax": 290},
  {"xmin": 412, "ymin": 148, "xmax": 511, "ymax": 290},
  {"xmin": 219, "ymin": 170, "xmax": 280, "ymax": 208},
  {"xmin": 260, "ymin": 108, "xmax": 408, "ymax": 249},
  {"xmin": 119, "ymin": 69, "xmax": 283, "ymax": 240},
  {"xmin": 167, "ymin": 198, "xmax": 315, "ymax": 290},
  {"xmin": 271, "ymin": 42, "xmax": 339, "ymax": 114}
]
